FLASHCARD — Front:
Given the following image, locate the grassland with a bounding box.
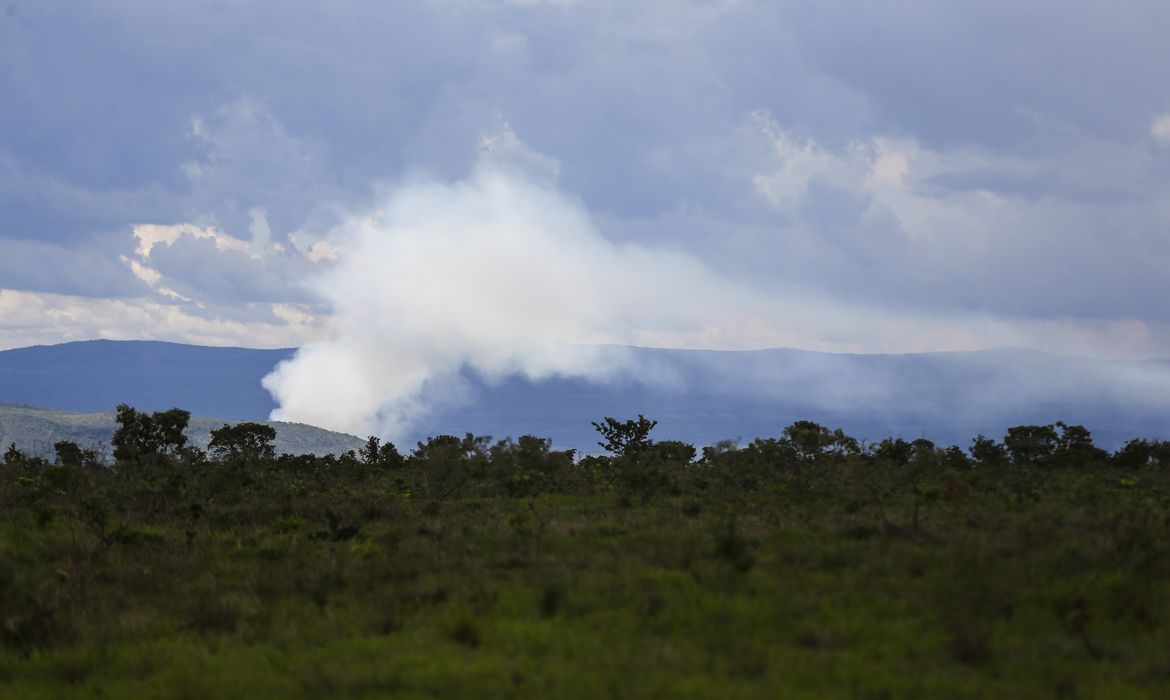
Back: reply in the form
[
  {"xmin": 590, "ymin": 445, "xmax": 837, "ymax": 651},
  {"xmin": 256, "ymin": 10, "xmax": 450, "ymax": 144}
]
[{"xmin": 1, "ymin": 417, "xmax": 1169, "ymax": 698}]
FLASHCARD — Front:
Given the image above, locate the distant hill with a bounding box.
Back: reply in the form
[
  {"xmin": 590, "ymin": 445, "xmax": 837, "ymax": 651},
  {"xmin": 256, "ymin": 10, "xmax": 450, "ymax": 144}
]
[
  {"xmin": 0, "ymin": 403, "xmax": 365, "ymax": 459},
  {"xmin": 0, "ymin": 340, "xmax": 292, "ymax": 418},
  {"xmin": 426, "ymin": 346, "xmax": 1170, "ymax": 451},
  {"xmin": 3, "ymin": 340, "xmax": 1170, "ymax": 452}
]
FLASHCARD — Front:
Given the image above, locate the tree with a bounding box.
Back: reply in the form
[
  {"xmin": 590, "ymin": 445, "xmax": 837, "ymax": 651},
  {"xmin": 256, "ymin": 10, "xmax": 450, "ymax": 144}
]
[
  {"xmin": 410, "ymin": 434, "xmax": 490, "ymax": 499},
  {"xmin": 54, "ymin": 441, "xmax": 100, "ymax": 469},
  {"xmin": 781, "ymin": 420, "xmax": 859, "ymax": 463},
  {"xmin": 111, "ymin": 405, "xmax": 191, "ymax": 464},
  {"xmin": 940, "ymin": 445, "xmax": 972, "ymax": 471},
  {"xmin": 909, "ymin": 438, "xmax": 936, "ymax": 457},
  {"xmin": 358, "ymin": 440, "xmax": 404, "ymax": 472},
  {"xmin": 1113, "ymin": 439, "xmax": 1154, "ymax": 470},
  {"xmin": 359, "ymin": 436, "xmax": 404, "ymax": 470},
  {"xmin": 360, "ymin": 436, "xmax": 381, "ymax": 466},
  {"xmin": 969, "ymin": 435, "xmax": 1008, "ymax": 467},
  {"xmin": 1052, "ymin": 422, "xmax": 1107, "ymax": 468},
  {"xmin": 648, "ymin": 440, "xmax": 697, "ymax": 467},
  {"xmin": 713, "ymin": 438, "xmax": 789, "ymax": 490},
  {"xmin": 487, "ymin": 435, "xmax": 576, "ymax": 498},
  {"xmin": 592, "ymin": 415, "xmax": 657, "ymax": 458},
  {"xmin": 1110, "ymin": 438, "xmax": 1170, "ymax": 470},
  {"xmin": 1003, "ymin": 423, "xmax": 1107, "ymax": 468},
  {"xmin": 873, "ymin": 438, "xmax": 913, "ymax": 466},
  {"xmin": 3, "ymin": 442, "xmax": 24, "ymax": 468},
  {"xmin": 1003, "ymin": 424, "xmax": 1059, "ymax": 465},
  {"xmin": 153, "ymin": 409, "xmax": 191, "ymax": 455},
  {"xmin": 208, "ymin": 422, "xmax": 277, "ymax": 462},
  {"xmin": 378, "ymin": 441, "xmax": 404, "ymax": 470}
]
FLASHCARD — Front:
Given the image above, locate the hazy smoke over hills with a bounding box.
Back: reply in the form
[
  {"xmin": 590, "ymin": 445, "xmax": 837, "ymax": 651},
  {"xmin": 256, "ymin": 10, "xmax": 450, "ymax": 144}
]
[
  {"xmin": 262, "ymin": 165, "xmax": 764, "ymax": 439},
  {"xmin": 260, "ymin": 158, "xmax": 1170, "ymax": 443}
]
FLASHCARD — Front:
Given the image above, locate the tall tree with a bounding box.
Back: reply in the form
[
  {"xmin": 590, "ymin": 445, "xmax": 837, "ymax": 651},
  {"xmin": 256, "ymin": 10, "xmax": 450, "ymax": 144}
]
[{"xmin": 112, "ymin": 404, "xmax": 190, "ymax": 464}]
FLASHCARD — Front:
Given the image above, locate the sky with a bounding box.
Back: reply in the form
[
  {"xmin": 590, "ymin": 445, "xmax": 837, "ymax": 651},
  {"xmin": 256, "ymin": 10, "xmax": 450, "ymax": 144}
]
[{"xmin": 3, "ymin": 1, "xmax": 1170, "ymax": 363}]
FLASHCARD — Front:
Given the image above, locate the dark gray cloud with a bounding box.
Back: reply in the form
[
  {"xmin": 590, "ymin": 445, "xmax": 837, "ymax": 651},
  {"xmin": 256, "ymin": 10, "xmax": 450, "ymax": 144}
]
[
  {"xmin": 145, "ymin": 233, "xmax": 316, "ymax": 305},
  {"xmin": 782, "ymin": 1, "xmax": 1170, "ymax": 147},
  {"xmin": 0, "ymin": 236, "xmax": 148, "ymax": 297}
]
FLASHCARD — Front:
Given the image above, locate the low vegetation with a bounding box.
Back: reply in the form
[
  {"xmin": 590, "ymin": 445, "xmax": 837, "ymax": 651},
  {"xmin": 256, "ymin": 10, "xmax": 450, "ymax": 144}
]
[{"xmin": 1, "ymin": 407, "xmax": 1169, "ymax": 697}]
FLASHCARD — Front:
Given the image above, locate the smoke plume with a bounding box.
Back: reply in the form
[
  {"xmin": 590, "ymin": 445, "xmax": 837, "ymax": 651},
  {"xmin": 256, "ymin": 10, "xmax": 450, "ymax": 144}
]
[{"xmin": 262, "ymin": 165, "xmax": 761, "ymax": 439}]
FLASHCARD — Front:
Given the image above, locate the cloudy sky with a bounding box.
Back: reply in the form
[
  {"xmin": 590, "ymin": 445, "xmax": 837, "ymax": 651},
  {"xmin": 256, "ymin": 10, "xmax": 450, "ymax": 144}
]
[{"xmin": 3, "ymin": 1, "xmax": 1170, "ymax": 361}]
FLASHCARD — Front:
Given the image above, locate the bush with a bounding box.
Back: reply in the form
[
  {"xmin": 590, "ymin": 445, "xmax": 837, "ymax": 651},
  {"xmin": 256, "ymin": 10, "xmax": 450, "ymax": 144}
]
[{"xmin": 0, "ymin": 552, "xmax": 69, "ymax": 652}]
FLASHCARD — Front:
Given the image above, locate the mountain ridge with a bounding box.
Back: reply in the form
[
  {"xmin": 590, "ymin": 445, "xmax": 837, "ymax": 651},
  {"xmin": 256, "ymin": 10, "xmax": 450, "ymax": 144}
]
[
  {"xmin": 0, "ymin": 402, "xmax": 364, "ymax": 459},
  {"xmin": 4, "ymin": 339, "xmax": 1170, "ymax": 451}
]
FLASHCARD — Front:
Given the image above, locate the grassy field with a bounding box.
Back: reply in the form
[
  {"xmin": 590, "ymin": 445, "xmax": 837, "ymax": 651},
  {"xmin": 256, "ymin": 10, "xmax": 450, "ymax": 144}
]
[{"xmin": 1, "ymin": 415, "xmax": 1169, "ymax": 697}]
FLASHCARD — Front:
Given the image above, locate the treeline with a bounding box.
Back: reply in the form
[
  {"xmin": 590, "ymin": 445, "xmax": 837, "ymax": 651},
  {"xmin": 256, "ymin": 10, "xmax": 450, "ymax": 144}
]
[{"xmin": 4, "ymin": 405, "xmax": 1169, "ymax": 511}]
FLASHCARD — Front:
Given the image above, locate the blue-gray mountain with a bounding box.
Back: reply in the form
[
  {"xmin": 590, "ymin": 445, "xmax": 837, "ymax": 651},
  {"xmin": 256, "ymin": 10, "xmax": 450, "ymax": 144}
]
[
  {"xmin": 0, "ymin": 340, "xmax": 292, "ymax": 418},
  {"xmin": 2, "ymin": 340, "xmax": 1168, "ymax": 452}
]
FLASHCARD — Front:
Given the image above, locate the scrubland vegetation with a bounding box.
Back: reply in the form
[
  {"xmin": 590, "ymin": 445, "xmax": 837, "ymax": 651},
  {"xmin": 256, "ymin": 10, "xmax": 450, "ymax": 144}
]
[{"xmin": 2, "ymin": 406, "xmax": 1170, "ymax": 697}]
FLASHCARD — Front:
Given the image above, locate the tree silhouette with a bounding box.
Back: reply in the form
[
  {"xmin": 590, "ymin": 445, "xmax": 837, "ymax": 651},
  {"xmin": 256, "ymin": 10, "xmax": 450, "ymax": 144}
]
[
  {"xmin": 112, "ymin": 404, "xmax": 190, "ymax": 463},
  {"xmin": 592, "ymin": 415, "xmax": 657, "ymax": 458},
  {"xmin": 208, "ymin": 422, "xmax": 277, "ymax": 462}
]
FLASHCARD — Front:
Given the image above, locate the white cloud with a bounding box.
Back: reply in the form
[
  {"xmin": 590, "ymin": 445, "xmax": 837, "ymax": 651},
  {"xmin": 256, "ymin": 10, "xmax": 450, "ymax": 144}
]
[
  {"xmin": 248, "ymin": 208, "xmax": 272, "ymax": 255},
  {"xmin": 132, "ymin": 223, "xmax": 251, "ymax": 258},
  {"xmin": 123, "ymin": 256, "xmax": 163, "ymax": 287},
  {"xmin": 743, "ymin": 111, "xmax": 1170, "ymax": 326},
  {"xmin": 0, "ymin": 289, "xmax": 324, "ymax": 351},
  {"xmin": 750, "ymin": 112, "xmax": 876, "ymax": 210},
  {"xmin": 1152, "ymin": 113, "xmax": 1170, "ymax": 144},
  {"xmin": 305, "ymin": 241, "xmax": 343, "ymax": 263},
  {"xmin": 478, "ymin": 123, "xmax": 561, "ymax": 182},
  {"xmin": 124, "ymin": 219, "xmax": 332, "ymax": 305}
]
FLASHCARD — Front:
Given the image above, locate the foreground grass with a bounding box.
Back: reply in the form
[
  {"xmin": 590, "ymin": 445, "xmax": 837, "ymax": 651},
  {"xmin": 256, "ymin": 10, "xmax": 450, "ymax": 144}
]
[{"xmin": 3, "ymin": 470, "xmax": 1169, "ymax": 699}]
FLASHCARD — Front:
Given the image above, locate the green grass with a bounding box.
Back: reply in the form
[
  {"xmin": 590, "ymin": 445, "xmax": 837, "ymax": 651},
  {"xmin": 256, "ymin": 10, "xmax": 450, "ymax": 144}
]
[{"xmin": 3, "ymin": 471, "xmax": 1169, "ymax": 698}]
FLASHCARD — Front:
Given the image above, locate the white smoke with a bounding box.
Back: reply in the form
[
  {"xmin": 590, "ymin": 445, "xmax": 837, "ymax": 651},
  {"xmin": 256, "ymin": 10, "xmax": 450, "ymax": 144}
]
[
  {"xmin": 262, "ymin": 164, "xmax": 763, "ymax": 439},
  {"xmin": 260, "ymin": 149, "xmax": 1170, "ymax": 443}
]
